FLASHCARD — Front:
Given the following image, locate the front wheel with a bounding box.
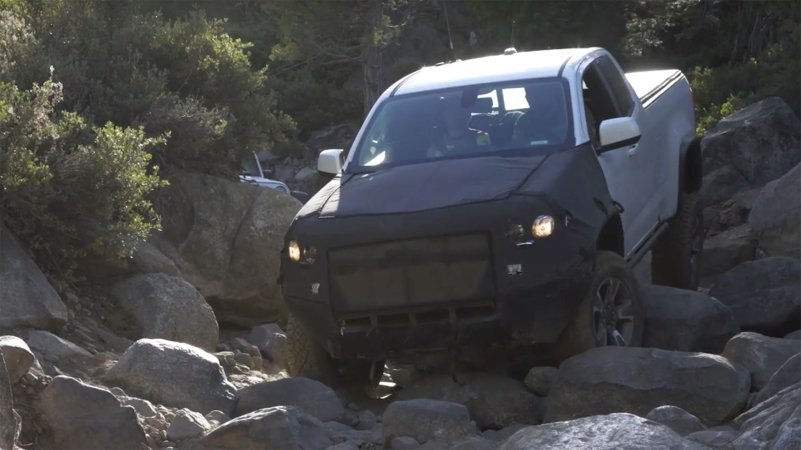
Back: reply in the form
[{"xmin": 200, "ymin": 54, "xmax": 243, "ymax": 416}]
[{"xmin": 554, "ymin": 251, "xmax": 644, "ymax": 360}]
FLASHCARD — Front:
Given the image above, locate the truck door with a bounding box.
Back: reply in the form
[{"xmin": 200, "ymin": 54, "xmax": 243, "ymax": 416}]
[{"xmin": 582, "ymin": 58, "xmax": 651, "ymax": 257}]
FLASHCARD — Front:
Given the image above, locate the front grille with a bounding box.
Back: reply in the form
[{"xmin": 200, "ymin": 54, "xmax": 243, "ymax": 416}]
[{"xmin": 328, "ymin": 233, "xmax": 494, "ymax": 315}]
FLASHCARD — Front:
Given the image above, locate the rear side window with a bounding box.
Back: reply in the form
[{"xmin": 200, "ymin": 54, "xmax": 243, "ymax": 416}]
[{"xmin": 597, "ymin": 56, "xmax": 634, "ymax": 116}]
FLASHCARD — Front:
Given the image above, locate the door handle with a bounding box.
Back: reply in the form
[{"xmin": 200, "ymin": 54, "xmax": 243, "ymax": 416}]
[{"xmin": 627, "ymin": 145, "xmax": 639, "ymax": 157}]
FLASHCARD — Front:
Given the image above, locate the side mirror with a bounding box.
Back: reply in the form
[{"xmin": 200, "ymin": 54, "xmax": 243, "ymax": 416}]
[
  {"xmin": 318, "ymin": 149, "xmax": 344, "ymax": 175},
  {"xmin": 598, "ymin": 117, "xmax": 641, "ymax": 153}
]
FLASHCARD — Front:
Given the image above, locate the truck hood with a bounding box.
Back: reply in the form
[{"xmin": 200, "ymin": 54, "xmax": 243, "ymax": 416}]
[{"xmin": 315, "ymin": 155, "xmax": 548, "ymax": 218}]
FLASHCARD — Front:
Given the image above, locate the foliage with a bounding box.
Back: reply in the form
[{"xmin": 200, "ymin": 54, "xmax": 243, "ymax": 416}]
[
  {"xmin": 14, "ymin": 0, "xmax": 294, "ymax": 173},
  {"xmin": 0, "ymin": 76, "xmax": 166, "ymax": 271}
]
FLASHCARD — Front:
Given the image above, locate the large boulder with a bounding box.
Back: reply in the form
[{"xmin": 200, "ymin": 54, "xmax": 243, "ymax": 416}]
[
  {"xmin": 35, "ymin": 376, "xmax": 148, "ymax": 450},
  {"xmin": 641, "ymin": 284, "xmax": 739, "ymax": 353},
  {"xmin": 699, "ymin": 224, "xmax": 757, "ymax": 277},
  {"xmin": 153, "ymin": 171, "xmax": 300, "ymax": 326},
  {"xmin": 383, "ymin": 399, "xmax": 477, "ymax": 445},
  {"xmin": 104, "ymin": 338, "xmax": 236, "ymax": 415},
  {"xmin": 25, "ymin": 330, "xmax": 93, "ymax": 376},
  {"xmin": 235, "ymin": 377, "xmax": 345, "ymax": 422},
  {"xmin": 753, "ymin": 352, "xmax": 801, "ymax": 405},
  {"xmin": 0, "ymin": 336, "xmax": 35, "ymax": 384},
  {"xmin": 729, "ymin": 382, "xmax": 801, "ymax": 449},
  {"xmin": 0, "ymin": 224, "xmax": 68, "ymax": 331},
  {"xmin": 397, "ymin": 373, "xmax": 544, "ymax": 429},
  {"xmin": 498, "ymin": 413, "xmax": 707, "ymax": 450},
  {"xmin": 749, "ymin": 162, "xmax": 801, "ymax": 258},
  {"xmin": 722, "ymin": 332, "xmax": 800, "ymax": 391},
  {"xmin": 196, "ymin": 406, "xmax": 332, "ymax": 450},
  {"xmin": 546, "ymin": 346, "xmax": 750, "ymax": 425},
  {"xmin": 701, "ymin": 97, "xmax": 801, "ymax": 201},
  {"xmin": 110, "ymin": 273, "xmax": 219, "ymax": 351},
  {"xmin": 0, "ymin": 352, "xmax": 19, "ymax": 450},
  {"xmin": 709, "ymin": 257, "xmax": 801, "ymax": 336}
]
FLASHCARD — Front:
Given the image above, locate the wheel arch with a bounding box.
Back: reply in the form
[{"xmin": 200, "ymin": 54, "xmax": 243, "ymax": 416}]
[
  {"xmin": 596, "ymin": 214, "xmax": 624, "ymax": 256},
  {"xmin": 681, "ymin": 137, "xmax": 703, "ymax": 193}
]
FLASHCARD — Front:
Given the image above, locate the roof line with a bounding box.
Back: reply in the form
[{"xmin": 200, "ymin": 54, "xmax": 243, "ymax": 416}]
[
  {"xmin": 557, "ymin": 53, "xmax": 572, "ymax": 78},
  {"xmin": 390, "ymin": 69, "xmax": 423, "ymax": 97}
]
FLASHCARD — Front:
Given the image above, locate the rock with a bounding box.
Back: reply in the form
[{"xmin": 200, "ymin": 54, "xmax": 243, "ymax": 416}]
[
  {"xmin": 703, "ymin": 187, "xmax": 761, "ymax": 235},
  {"xmin": 722, "ymin": 332, "xmax": 800, "ymax": 391},
  {"xmin": 167, "ymin": 408, "xmax": 212, "ymax": 441},
  {"xmin": 104, "ymin": 338, "xmax": 236, "ymax": 415},
  {"xmin": 391, "ymin": 436, "xmax": 420, "ymax": 449},
  {"xmin": 709, "ymin": 257, "xmax": 801, "ymax": 336},
  {"xmin": 546, "ymin": 346, "xmax": 750, "ymax": 425},
  {"xmin": 197, "ymin": 405, "xmax": 332, "ymax": 449},
  {"xmin": 498, "ymin": 413, "xmax": 707, "ymax": 450},
  {"xmin": 130, "ymin": 237, "xmax": 181, "ymax": 276},
  {"xmin": 753, "ymin": 352, "xmax": 801, "ymax": 405},
  {"xmin": 246, "ymin": 323, "xmax": 287, "ymax": 366},
  {"xmin": 701, "ymin": 165, "xmax": 751, "ymax": 205},
  {"xmin": 153, "ymin": 171, "xmax": 300, "ymax": 326},
  {"xmin": 0, "ymin": 335, "xmax": 35, "ymax": 384},
  {"xmin": 25, "ymin": 330, "xmax": 93, "ymax": 363},
  {"xmin": 749, "ymin": 162, "xmax": 801, "ymax": 258},
  {"xmin": 0, "ymin": 224, "xmax": 68, "ymax": 331},
  {"xmin": 294, "ymin": 166, "xmax": 318, "ymax": 182},
  {"xmin": 120, "ymin": 396, "xmax": 158, "ymax": 418},
  {"xmin": 397, "ymin": 373, "xmax": 544, "ymax": 429},
  {"xmin": 35, "ymin": 375, "xmax": 147, "ymax": 450},
  {"xmin": 482, "ymin": 424, "xmax": 529, "ymax": 442},
  {"xmin": 205, "ymin": 409, "xmax": 231, "ymax": 425},
  {"xmin": 0, "ymin": 351, "xmax": 20, "ymax": 450},
  {"xmin": 355, "ymin": 409, "xmax": 377, "ymax": 431},
  {"xmin": 786, "ymin": 330, "xmax": 801, "ymax": 340},
  {"xmin": 424, "ymin": 435, "xmax": 496, "ymax": 449},
  {"xmin": 235, "ymin": 377, "xmax": 345, "ymax": 422},
  {"xmin": 523, "ymin": 366, "xmax": 558, "ymax": 397},
  {"xmin": 110, "ymin": 273, "xmax": 219, "ymax": 352},
  {"xmin": 730, "ymin": 382, "xmax": 801, "ymax": 449},
  {"xmin": 383, "ymin": 399, "xmax": 477, "ymax": 445},
  {"xmin": 685, "ymin": 426, "xmax": 739, "ymax": 447},
  {"xmin": 701, "ymin": 96, "xmax": 800, "ymax": 189},
  {"xmin": 645, "ymin": 405, "xmax": 706, "ymax": 436},
  {"xmin": 641, "ymin": 284, "xmax": 740, "ymax": 353},
  {"xmin": 700, "ymin": 224, "xmax": 757, "ymax": 277}
]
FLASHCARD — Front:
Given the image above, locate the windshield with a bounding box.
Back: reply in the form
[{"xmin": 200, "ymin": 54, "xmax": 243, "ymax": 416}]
[{"xmin": 351, "ymin": 79, "xmax": 572, "ymax": 172}]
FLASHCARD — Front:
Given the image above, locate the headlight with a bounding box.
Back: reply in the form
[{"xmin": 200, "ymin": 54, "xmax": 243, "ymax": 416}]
[
  {"xmin": 287, "ymin": 241, "xmax": 301, "ymax": 262},
  {"xmin": 532, "ymin": 215, "xmax": 555, "ymax": 238},
  {"xmin": 287, "ymin": 241, "xmax": 316, "ymax": 265}
]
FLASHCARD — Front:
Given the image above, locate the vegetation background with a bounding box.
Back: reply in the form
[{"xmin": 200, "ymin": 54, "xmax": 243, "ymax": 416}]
[{"xmin": 0, "ymin": 0, "xmax": 798, "ymax": 277}]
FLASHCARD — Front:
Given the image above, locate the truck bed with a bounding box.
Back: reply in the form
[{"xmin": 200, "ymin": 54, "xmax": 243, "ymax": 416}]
[{"xmin": 625, "ymin": 70, "xmax": 683, "ymax": 108}]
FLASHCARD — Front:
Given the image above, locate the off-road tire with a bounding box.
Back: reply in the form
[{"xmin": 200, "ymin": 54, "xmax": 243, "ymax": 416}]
[
  {"xmin": 554, "ymin": 251, "xmax": 644, "ymax": 361},
  {"xmin": 285, "ymin": 312, "xmax": 336, "ymax": 383},
  {"xmin": 651, "ymin": 192, "xmax": 703, "ymax": 289}
]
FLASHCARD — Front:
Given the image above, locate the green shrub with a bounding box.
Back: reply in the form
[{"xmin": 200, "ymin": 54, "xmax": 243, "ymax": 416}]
[{"xmin": 0, "ymin": 77, "xmax": 166, "ymax": 272}]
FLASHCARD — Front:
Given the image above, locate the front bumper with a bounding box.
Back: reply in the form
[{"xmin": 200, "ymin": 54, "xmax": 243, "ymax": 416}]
[{"xmin": 281, "ymin": 195, "xmax": 597, "ymax": 360}]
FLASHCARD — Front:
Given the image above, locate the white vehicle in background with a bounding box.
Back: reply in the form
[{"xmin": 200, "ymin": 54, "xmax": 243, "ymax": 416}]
[{"xmin": 241, "ymin": 152, "xmax": 309, "ymax": 203}]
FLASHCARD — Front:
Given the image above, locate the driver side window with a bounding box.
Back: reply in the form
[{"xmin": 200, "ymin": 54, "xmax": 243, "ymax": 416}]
[{"xmin": 581, "ymin": 62, "xmax": 618, "ymax": 148}]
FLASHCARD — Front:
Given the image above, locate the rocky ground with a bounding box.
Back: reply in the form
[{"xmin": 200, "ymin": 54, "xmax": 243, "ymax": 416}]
[{"xmin": 0, "ymin": 97, "xmax": 799, "ymax": 450}]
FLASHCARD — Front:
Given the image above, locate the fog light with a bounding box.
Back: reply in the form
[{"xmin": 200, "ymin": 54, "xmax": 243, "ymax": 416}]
[
  {"xmin": 532, "ymin": 215, "xmax": 555, "ymax": 238},
  {"xmin": 288, "ymin": 241, "xmax": 301, "ymax": 262}
]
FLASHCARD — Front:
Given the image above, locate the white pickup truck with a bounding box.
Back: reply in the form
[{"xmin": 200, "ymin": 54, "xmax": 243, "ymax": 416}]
[{"xmin": 280, "ymin": 47, "xmax": 702, "ymax": 385}]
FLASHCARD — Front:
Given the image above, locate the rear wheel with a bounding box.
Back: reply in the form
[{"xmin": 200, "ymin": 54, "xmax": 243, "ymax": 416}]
[
  {"xmin": 554, "ymin": 251, "xmax": 643, "ymax": 360},
  {"xmin": 652, "ymin": 193, "xmax": 703, "ymax": 289}
]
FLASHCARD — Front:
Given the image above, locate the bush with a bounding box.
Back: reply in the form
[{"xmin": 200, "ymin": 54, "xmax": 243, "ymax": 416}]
[{"xmin": 0, "ymin": 77, "xmax": 166, "ymax": 272}]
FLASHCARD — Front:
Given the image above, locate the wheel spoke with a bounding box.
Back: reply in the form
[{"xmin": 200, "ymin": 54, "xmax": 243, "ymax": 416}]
[
  {"xmin": 603, "ymin": 278, "xmax": 621, "ymax": 304},
  {"xmin": 610, "ymin": 329, "xmax": 628, "ymax": 346}
]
